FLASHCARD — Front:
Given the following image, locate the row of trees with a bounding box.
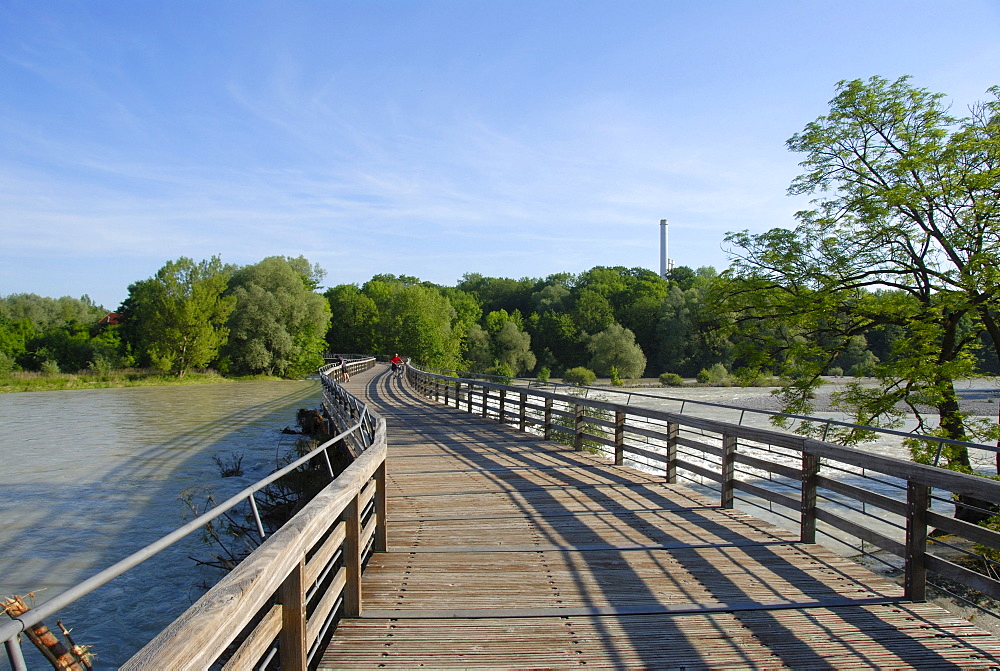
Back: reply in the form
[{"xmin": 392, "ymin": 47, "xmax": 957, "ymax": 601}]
[
  {"xmin": 5, "ymin": 75, "xmax": 999, "ymax": 478},
  {"xmin": 0, "ymin": 255, "xmax": 331, "ymax": 379}
]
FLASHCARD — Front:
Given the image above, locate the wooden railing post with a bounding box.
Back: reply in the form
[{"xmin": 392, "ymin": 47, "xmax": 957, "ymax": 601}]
[
  {"xmin": 574, "ymin": 403, "xmax": 585, "ymax": 451},
  {"xmin": 499, "ymin": 389, "xmax": 506, "ymax": 425},
  {"xmin": 519, "ymin": 392, "xmax": 527, "ymax": 432},
  {"xmin": 344, "ymin": 493, "xmax": 362, "ymax": 617},
  {"xmin": 905, "ymin": 481, "xmax": 930, "ymax": 602},
  {"xmin": 374, "ymin": 462, "xmax": 388, "ymax": 552},
  {"xmin": 665, "ymin": 422, "xmax": 678, "ymax": 483},
  {"xmin": 544, "ymin": 398, "xmax": 553, "ymax": 439},
  {"xmin": 467, "ymin": 384, "xmax": 473, "ymax": 413},
  {"xmin": 721, "ymin": 434, "xmax": 737, "ymax": 508},
  {"xmin": 482, "ymin": 387, "xmax": 489, "ymax": 418},
  {"xmin": 277, "ymin": 559, "xmax": 306, "ymax": 670},
  {"xmin": 614, "ymin": 410, "xmax": 625, "ymax": 465},
  {"xmin": 444, "ymin": 380, "xmax": 450, "ymax": 405},
  {"xmin": 801, "ymin": 452, "xmax": 820, "ymax": 543}
]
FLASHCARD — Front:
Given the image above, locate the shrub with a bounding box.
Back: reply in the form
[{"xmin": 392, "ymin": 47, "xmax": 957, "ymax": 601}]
[
  {"xmin": 695, "ymin": 368, "xmax": 710, "ymax": 383},
  {"xmin": 40, "ymin": 359, "xmax": 61, "ymax": 375},
  {"xmin": 536, "ymin": 366, "xmax": 551, "ymax": 383},
  {"xmin": 563, "ymin": 367, "xmax": 596, "ymax": 386},
  {"xmin": 706, "ymin": 363, "xmax": 730, "ymax": 385},
  {"xmin": 659, "ymin": 372, "xmax": 684, "ymax": 387},
  {"xmin": 610, "ymin": 366, "xmax": 623, "ymax": 387},
  {"xmin": 827, "ymin": 366, "xmax": 844, "ymax": 377}
]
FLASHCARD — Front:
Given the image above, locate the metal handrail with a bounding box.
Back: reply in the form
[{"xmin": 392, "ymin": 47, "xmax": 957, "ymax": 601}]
[
  {"xmin": 415, "ymin": 364, "xmax": 1000, "ymax": 458},
  {"xmin": 2, "ymin": 360, "xmax": 378, "ymax": 670}
]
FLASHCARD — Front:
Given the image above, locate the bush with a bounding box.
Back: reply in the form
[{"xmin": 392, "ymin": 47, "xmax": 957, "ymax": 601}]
[
  {"xmin": 695, "ymin": 368, "xmax": 710, "ymax": 383},
  {"xmin": 536, "ymin": 366, "xmax": 550, "ymax": 383},
  {"xmin": 610, "ymin": 366, "xmax": 623, "ymax": 387},
  {"xmin": 659, "ymin": 372, "xmax": 684, "ymax": 387},
  {"xmin": 563, "ymin": 367, "xmax": 596, "ymax": 386},
  {"xmin": 827, "ymin": 366, "xmax": 844, "ymax": 377},
  {"xmin": 706, "ymin": 363, "xmax": 729, "ymax": 385},
  {"xmin": 40, "ymin": 359, "xmax": 61, "ymax": 375}
]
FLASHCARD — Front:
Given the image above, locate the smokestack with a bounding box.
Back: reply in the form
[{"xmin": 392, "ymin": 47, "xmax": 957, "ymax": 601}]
[{"xmin": 659, "ymin": 219, "xmax": 669, "ymax": 278}]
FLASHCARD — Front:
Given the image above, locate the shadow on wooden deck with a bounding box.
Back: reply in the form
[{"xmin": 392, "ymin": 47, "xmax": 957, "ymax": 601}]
[{"xmin": 320, "ymin": 367, "xmax": 1000, "ymax": 669}]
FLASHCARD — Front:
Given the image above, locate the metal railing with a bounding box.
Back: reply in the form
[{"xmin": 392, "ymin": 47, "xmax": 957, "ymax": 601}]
[
  {"xmin": 407, "ymin": 364, "xmax": 1000, "ymax": 623},
  {"xmin": 2, "ymin": 358, "xmax": 379, "ymax": 671}
]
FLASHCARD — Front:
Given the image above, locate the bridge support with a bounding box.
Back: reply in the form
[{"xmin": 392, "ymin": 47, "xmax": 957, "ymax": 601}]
[
  {"xmin": 801, "ymin": 453, "xmax": 820, "ymax": 543},
  {"xmin": 721, "ymin": 434, "xmax": 737, "ymax": 508}
]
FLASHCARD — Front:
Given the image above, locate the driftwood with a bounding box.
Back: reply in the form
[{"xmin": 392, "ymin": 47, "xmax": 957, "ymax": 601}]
[{"xmin": 2, "ymin": 594, "xmax": 93, "ymax": 670}]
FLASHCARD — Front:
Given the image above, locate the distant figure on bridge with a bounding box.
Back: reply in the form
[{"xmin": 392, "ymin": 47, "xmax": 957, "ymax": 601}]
[
  {"xmin": 336, "ymin": 356, "xmax": 350, "ymax": 382},
  {"xmin": 390, "ymin": 354, "xmax": 403, "ymax": 379}
]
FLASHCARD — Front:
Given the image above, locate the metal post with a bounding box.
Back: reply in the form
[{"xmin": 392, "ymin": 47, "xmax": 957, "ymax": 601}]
[
  {"xmin": 5, "ymin": 637, "xmax": 27, "ymax": 671},
  {"xmin": 801, "ymin": 452, "xmax": 820, "ymax": 543},
  {"xmin": 721, "ymin": 434, "xmax": 737, "ymax": 508},
  {"xmin": 905, "ymin": 481, "xmax": 930, "ymax": 602},
  {"xmin": 248, "ymin": 494, "xmax": 267, "ymax": 541}
]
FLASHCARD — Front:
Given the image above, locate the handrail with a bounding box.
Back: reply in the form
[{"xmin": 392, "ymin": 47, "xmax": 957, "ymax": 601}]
[
  {"xmin": 2, "ymin": 358, "xmax": 379, "ymax": 670},
  {"xmin": 415, "ymin": 364, "xmax": 1000, "ymax": 458},
  {"xmin": 407, "ymin": 363, "xmax": 1000, "ymax": 616}
]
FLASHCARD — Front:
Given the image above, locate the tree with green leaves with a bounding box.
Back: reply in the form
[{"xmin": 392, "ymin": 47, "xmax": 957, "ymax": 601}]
[
  {"xmin": 224, "ymin": 256, "xmax": 331, "ymax": 378},
  {"xmin": 587, "ymin": 323, "xmax": 646, "ymax": 379},
  {"xmin": 719, "ymin": 76, "xmax": 1000, "ymax": 469},
  {"xmin": 119, "ymin": 256, "xmax": 236, "ymax": 377}
]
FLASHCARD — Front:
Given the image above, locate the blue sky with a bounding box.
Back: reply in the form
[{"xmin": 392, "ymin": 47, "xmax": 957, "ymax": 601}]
[{"xmin": 2, "ymin": 1, "xmax": 999, "ymax": 309}]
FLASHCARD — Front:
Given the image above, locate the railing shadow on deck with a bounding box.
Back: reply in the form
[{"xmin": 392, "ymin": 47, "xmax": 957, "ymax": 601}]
[
  {"xmin": 394, "ymin": 365, "xmax": 1000, "ymax": 661},
  {"xmin": 365, "ymin": 369, "xmax": 985, "ymax": 668}
]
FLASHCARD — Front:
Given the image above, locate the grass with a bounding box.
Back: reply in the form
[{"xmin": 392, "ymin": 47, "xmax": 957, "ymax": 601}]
[{"xmin": 0, "ymin": 368, "xmax": 239, "ymax": 393}]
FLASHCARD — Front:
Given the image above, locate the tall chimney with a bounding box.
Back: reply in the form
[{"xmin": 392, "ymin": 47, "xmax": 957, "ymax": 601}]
[{"xmin": 659, "ymin": 219, "xmax": 669, "ymax": 278}]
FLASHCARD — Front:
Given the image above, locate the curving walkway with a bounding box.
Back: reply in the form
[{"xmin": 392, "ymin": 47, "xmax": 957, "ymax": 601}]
[{"xmin": 320, "ymin": 365, "xmax": 1000, "ymax": 668}]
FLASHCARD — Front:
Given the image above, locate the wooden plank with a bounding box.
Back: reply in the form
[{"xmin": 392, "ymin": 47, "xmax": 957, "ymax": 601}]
[{"xmin": 221, "ymin": 604, "xmax": 281, "ymax": 671}]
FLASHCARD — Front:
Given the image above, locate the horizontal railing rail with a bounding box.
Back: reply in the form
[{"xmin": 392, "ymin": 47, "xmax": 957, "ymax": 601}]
[
  {"xmin": 2, "ymin": 358, "xmax": 380, "ymax": 671},
  {"xmin": 415, "ymin": 365, "xmax": 1000, "ymax": 465},
  {"xmin": 407, "ymin": 364, "xmax": 1000, "ymax": 621}
]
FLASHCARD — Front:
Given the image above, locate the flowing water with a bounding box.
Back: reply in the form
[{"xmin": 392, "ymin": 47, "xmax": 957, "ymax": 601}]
[{"xmin": 0, "ymin": 380, "xmax": 322, "ymax": 669}]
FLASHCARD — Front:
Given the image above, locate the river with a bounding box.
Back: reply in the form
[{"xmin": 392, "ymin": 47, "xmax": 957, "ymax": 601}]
[{"xmin": 0, "ymin": 380, "xmax": 322, "ymax": 670}]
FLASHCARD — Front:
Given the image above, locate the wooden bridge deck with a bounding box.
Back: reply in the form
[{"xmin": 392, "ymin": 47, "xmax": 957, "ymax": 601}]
[{"xmin": 319, "ymin": 367, "xmax": 1000, "ymax": 669}]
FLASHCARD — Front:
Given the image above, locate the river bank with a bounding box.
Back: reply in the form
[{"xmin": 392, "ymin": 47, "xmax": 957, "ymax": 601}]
[{"xmin": 0, "ymin": 369, "xmax": 296, "ymax": 393}]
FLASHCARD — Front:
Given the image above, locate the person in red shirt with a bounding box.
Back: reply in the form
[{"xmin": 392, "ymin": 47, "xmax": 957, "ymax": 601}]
[{"xmin": 390, "ymin": 354, "xmax": 403, "ymax": 378}]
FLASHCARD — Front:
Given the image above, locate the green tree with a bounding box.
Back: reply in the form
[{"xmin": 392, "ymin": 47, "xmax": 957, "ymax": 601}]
[
  {"xmin": 325, "ymin": 284, "xmax": 379, "ymax": 354},
  {"xmin": 720, "ymin": 76, "xmax": 1000, "ymax": 467},
  {"xmin": 225, "ymin": 257, "xmax": 331, "ymax": 378},
  {"xmin": 119, "ymin": 256, "xmax": 235, "ymax": 376},
  {"xmin": 362, "ymin": 277, "xmax": 462, "ymax": 368},
  {"xmin": 587, "ymin": 323, "xmax": 646, "ymax": 379}
]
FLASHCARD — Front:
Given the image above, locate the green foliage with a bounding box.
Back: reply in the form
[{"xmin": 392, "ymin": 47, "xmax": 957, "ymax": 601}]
[
  {"xmin": 695, "ymin": 368, "xmax": 710, "ymax": 384},
  {"xmin": 225, "ymin": 256, "xmax": 331, "ymax": 378},
  {"xmin": 39, "ymin": 359, "xmax": 60, "ymax": 375},
  {"xmin": 716, "ymin": 76, "xmax": 1000, "ymax": 468},
  {"xmin": 659, "ymin": 372, "xmax": 684, "ymax": 386},
  {"xmin": 120, "ymin": 256, "xmax": 236, "ymax": 377},
  {"xmin": 587, "ymin": 323, "xmax": 646, "ymax": 379},
  {"xmin": 537, "ymin": 366, "xmax": 551, "ymax": 382},
  {"xmin": 490, "ymin": 362, "xmax": 515, "ymax": 385},
  {"xmin": 563, "ymin": 366, "xmax": 596, "ymax": 386},
  {"xmin": 609, "ymin": 366, "xmax": 623, "ymax": 386}
]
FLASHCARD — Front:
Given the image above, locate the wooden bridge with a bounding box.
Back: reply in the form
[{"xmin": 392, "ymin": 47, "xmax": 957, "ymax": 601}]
[
  {"xmin": 117, "ymin": 362, "xmax": 1000, "ymax": 669},
  {"xmin": 319, "ymin": 367, "xmax": 1000, "ymax": 669}
]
